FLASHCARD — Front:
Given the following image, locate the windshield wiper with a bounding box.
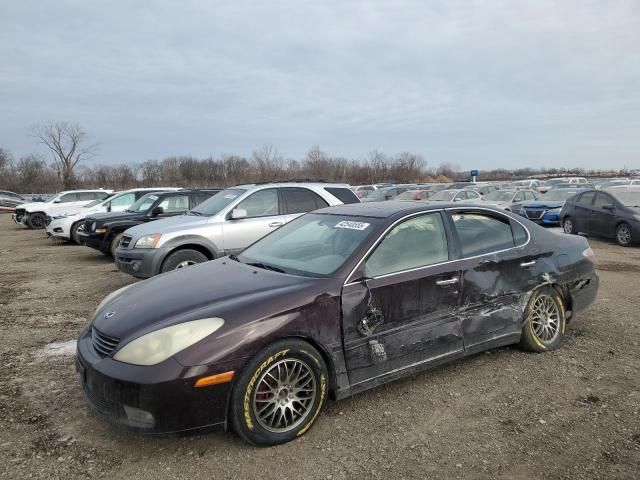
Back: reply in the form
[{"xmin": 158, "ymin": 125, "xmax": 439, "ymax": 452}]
[
  {"xmin": 229, "ymin": 254, "xmax": 239, "ymax": 262},
  {"xmin": 246, "ymin": 262, "xmax": 286, "ymax": 273}
]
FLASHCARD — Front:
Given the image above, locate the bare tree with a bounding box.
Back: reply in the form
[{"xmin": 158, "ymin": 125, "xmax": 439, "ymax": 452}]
[{"xmin": 30, "ymin": 122, "xmax": 98, "ymax": 189}]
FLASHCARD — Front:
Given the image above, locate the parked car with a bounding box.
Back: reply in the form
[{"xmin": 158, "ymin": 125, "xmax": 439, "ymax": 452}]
[
  {"xmin": 394, "ymin": 189, "xmax": 436, "ymax": 201},
  {"xmin": 561, "ymin": 187, "xmax": 640, "ymax": 246},
  {"xmin": 79, "ymin": 189, "xmax": 219, "ymax": 257},
  {"xmin": 427, "ymin": 189, "xmax": 482, "ymax": 203},
  {"xmin": 78, "ymin": 202, "xmax": 598, "ymax": 444},
  {"xmin": 517, "ymin": 187, "xmax": 586, "ymax": 226},
  {"xmin": 606, "ymin": 179, "xmax": 640, "ymax": 189},
  {"xmin": 538, "ymin": 177, "xmax": 588, "ymax": 193},
  {"xmin": 0, "ymin": 191, "xmax": 26, "ymax": 212},
  {"xmin": 351, "ymin": 185, "xmax": 379, "ymax": 198},
  {"xmin": 467, "ymin": 183, "xmax": 500, "ymax": 196},
  {"xmin": 114, "ymin": 183, "xmax": 359, "ymax": 278},
  {"xmin": 360, "ymin": 186, "xmax": 407, "ymax": 202},
  {"xmin": 480, "ymin": 189, "xmax": 539, "ymax": 211},
  {"xmin": 45, "ymin": 188, "xmax": 179, "ymax": 244},
  {"xmin": 13, "ymin": 189, "xmax": 113, "ymax": 228}
]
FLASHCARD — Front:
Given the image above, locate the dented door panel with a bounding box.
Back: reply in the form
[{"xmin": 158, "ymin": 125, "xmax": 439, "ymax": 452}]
[{"xmin": 341, "ymin": 263, "xmax": 464, "ymax": 387}]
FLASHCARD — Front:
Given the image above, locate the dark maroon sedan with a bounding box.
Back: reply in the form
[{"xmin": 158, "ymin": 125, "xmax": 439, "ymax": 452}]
[{"xmin": 77, "ymin": 202, "xmax": 598, "ymax": 445}]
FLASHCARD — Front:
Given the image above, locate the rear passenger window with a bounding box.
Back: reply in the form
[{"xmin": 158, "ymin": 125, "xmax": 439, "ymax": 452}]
[
  {"xmin": 578, "ymin": 192, "xmax": 595, "ymax": 205},
  {"xmin": 324, "ymin": 187, "xmax": 360, "ymax": 204},
  {"xmin": 366, "ymin": 213, "xmax": 449, "ymax": 277},
  {"xmin": 511, "ymin": 221, "xmax": 528, "ymax": 246},
  {"xmin": 451, "ymin": 213, "xmax": 515, "ymax": 257},
  {"xmin": 282, "ymin": 187, "xmax": 328, "ymax": 214}
]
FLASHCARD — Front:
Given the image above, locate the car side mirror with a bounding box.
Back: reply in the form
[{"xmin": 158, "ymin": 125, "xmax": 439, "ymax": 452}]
[
  {"xmin": 106, "ymin": 202, "xmax": 112, "ymax": 212},
  {"xmin": 230, "ymin": 208, "xmax": 247, "ymax": 220},
  {"xmin": 53, "ymin": 199, "xmax": 62, "ymax": 203},
  {"xmin": 385, "ymin": 195, "xmax": 392, "ymax": 200},
  {"xmin": 602, "ymin": 204, "xmax": 615, "ymax": 211},
  {"xmin": 151, "ymin": 206, "xmax": 164, "ymax": 216}
]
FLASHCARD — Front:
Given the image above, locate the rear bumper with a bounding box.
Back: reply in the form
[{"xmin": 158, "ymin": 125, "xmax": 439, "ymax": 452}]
[
  {"xmin": 76, "ymin": 329, "xmax": 232, "ymax": 434},
  {"xmin": 569, "ymin": 272, "xmax": 599, "ymax": 316},
  {"xmin": 115, "ymin": 246, "xmax": 169, "ymax": 278}
]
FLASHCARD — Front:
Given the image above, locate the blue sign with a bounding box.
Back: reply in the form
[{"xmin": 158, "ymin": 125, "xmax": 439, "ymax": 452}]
[{"xmin": 470, "ymin": 169, "xmax": 479, "ymax": 177}]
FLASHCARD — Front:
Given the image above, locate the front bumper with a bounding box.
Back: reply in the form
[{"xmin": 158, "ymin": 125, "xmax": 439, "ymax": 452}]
[
  {"xmin": 115, "ymin": 246, "xmax": 170, "ymax": 278},
  {"xmin": 77, "ymin": 230, "xmax": 108, "ymax": 251},
  {"xmin": 76, "ymin": 329, "xmax": 233, "ymax": 433},
  {"xmin": 45, "ymin": 218, "xmax": 73, "ymax": 240},
  {"xmin": 519, "ymin": 209, "xmax": 562, "ymax": 226}
]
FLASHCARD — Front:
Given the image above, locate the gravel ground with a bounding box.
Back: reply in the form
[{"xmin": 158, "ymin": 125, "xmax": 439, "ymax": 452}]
[{"xmin": 0, "ymin": 213, "xmax": 639, "ymax": 479}]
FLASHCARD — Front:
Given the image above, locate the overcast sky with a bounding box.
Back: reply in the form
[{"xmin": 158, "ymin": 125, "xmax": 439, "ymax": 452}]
[{"xmin": 1, "ymin": 0, "xmax": 639, "ymax": 170}]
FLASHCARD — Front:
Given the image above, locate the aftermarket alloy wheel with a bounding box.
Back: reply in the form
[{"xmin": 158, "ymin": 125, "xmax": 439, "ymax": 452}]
[
  {"xmin": 519, "ymin": 286, "xmax": 566, "ymax": 353},
  {"xmin": 616, "ymin": 223, "xmax": 632, "ymax": 247},
  {"xmin": 27, "ymin": 212, "xmax": 46, "ymax": 229},
  {"xmin": 160, "ymin": 249, "xmax": 208, "ymax": 272},
  {"xmin": 562, "ymin": 217, "xmax": 575, "ymax": 235},
  {"xmin": 229, "ymin": 339, "xmax": 328, "ymax": 446}
]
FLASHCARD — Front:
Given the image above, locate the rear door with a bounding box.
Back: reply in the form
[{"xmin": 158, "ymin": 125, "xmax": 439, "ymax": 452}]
[
  {"xmin": 446, "ymin": 209, "xmax": 537, "ymax": 352},
  {"xmin": 341, "ymin": 211, "xmax": 464, "ymax": 387},
  {"xmin": 281, "ymin": 187, "xmax": 329, "ymax": 223},
  {"xmin": 221, "ymin": 188, "xmax": 284, "ymax": 254}
]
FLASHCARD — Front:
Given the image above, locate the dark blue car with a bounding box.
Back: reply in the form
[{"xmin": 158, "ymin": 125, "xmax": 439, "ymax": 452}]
[{"xmin": 518, "ymin": 188, "xmax": 587, "ymax": 226}]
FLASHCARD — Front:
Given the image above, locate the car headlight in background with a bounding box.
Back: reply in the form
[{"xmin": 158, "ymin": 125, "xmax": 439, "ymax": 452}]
[
  {"xmin": 113, "ymin": 318, "xmax": 225, "ymax": 366},
  {"xmin": 135, "ymin": 234, "xmax": 162, "ymax": 248},
  {"xmin": 93, "ymin": 284, "xmax": 133, "ymax": 319}
]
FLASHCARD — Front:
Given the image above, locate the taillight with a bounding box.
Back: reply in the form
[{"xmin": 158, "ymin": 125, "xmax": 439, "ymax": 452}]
[{"xmin": 582, "ymin": 247, "xmax": 596, "ymax": 264}]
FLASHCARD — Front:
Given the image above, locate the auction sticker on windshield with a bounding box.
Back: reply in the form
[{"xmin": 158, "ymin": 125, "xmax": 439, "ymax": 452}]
[{"xmin": 335, "ymin": 221, "xmax": 370, "ymax": 230}]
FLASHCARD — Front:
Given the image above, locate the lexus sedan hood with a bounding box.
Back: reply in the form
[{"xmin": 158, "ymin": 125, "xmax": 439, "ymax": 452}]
[{"xmin": 93, "ymin": 258, "xmax": 319, "ymax": 342}]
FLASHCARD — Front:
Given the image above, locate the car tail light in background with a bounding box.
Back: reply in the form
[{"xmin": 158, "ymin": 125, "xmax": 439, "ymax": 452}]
[{"xmin": 582, "ymin": 247, "xmax": 596, "ymax": 264}]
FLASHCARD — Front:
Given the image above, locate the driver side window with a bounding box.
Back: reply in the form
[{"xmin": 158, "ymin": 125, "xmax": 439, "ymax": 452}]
[
  {"xmin": 365, "ymin": 213, "xmax": 449, "ymax": 278},
  {"xmin": 236, "ymin": 189, "xmax": 279, "ymax": 218}
]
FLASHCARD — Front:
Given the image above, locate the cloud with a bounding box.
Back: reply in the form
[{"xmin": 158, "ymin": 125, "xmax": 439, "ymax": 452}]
[{"xmin": 1, "ymin": 0, "xmax": 639, "ymax": 169}]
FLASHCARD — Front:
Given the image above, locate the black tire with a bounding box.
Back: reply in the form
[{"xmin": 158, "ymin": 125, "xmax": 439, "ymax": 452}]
[
  {"xmin": 615, "ymin": 222, "xmax": 633, "ymax": 247},
  {"xmin": 160, "ymin": 249, "xmax": 208, "ymax": 272},
  {"xmin": 562, "ymin": 216, "xmax": 575, "ymax": 235},
  {"xmin": 229, "ymin": 339, "xmax": 328, "ymax": 446},
  {"xmin": 518, "ymin": 286, "xmax": 566, "ymax": 353},
  {"xmin": 27, "ymin": 212, "xmax": 46, "ymax": 229},
  {"xmin": 109, "ymin": 233, "xmax": 124, "ymax": 258},
  {"xmin": 70, "ymin": 221, "xmax": 83, "ymax": 245}
]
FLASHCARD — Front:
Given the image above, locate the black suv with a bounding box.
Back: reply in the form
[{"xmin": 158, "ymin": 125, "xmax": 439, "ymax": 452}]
[{"xmin": 78, "ymin": 189, "xmax": 219, "ymax": 256}]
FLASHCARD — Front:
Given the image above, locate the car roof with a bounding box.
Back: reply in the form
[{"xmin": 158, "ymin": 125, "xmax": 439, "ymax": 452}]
[
  {"xmin": 234, "ymin": 182, "xmax": 350, "ymax": 189},
  {"xmin": 316, "ymin": 201, "xmax": 491, "ymax": 219}
]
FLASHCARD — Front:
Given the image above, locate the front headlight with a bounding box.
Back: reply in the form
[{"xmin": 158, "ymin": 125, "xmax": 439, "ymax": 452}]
[
  {"xmin": 113, "ymin": 318, "xmax": 224, "ymax": 366},
  {"xmin": 90, "ymin": 221, "xmax": 97, "ymax": 231},
  {"xmin": 135, "ymin": 234, "xmax": 162, "ymax": 248}
]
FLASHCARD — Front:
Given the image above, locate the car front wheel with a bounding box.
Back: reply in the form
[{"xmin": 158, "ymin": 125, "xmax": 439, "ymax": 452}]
[
  {"xmin": 518, "ymin": 286, "xmax": 566, "ymax": 353},
  {"xmin": 70, "ymin": 221, "xmax": 84, "ymax": 244},
  {"xmin": 229, "ymin": 339, "xmax": 328, "ymax": 446},
  {"xmin": 562, "ymin": 217, "xmax": 575, "ymax": 235},
  {"xmin": 109, "ymin": 233, "xmax": 123, "ymax": 258},
  {"xmin": 616, "ymin": 223, "xmax": 633, "ymax": 247},
  {"xmin": 160, "ymin": 249, "xmax": 208, "ymax": 272},
  {"xmin": 27, "ymin": 212, "xmax": 46, "ymax": 229}
]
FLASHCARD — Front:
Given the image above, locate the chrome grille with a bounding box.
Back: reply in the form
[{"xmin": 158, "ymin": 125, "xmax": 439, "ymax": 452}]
[
  {"xmin": 120, "ymin": 235, "xmax": 132, "ymax": 249},
  {"xmin": 524, "ymin": 209, "xmax": 545, "ymax": 220},
  {"xmin": 91, "ymin": 327, "xmax": 119, "ymax": 357}
]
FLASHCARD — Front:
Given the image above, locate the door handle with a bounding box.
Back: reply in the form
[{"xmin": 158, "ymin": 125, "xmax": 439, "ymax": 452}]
[
  {"xmin": 268, "ymin": 222, "xmax": 284, "ymax": 228},
  {"xmin": 520, "ymin": 260, "xmax": 536, "ymax": 268},
  {"xmin": 436, "ymin": 277, "xmax": 459, "ymax": 286}
]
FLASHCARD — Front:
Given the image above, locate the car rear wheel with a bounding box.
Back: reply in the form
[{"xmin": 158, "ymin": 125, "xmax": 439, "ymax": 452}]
[
  {"xmin": 70, "ymin": 221, "xmax": 84, "ymax": 244},
  {"xmin": 160, "ymin": 249, "xmax": 208, "ymax": 272},
  {"xmin": 109, "ymin": 233, "xmax": 124, "ymax": 257},
  {"xmin": 518, "ymin": 286, "xmax": 566, "ymax": 353},
  {"xmin": 616, "ymin": 223, "xmax": 632, "ymax": 247},
  {"xmin": 562, "ymin": 217, "xmax": 575, "ymax": 235},
  {"xmin": 229, "ymin": 339, "xmax": 328, "ymax": 446},
  {"xmin": 27, "ymin": 212, "xmax": 46, "ymax": 229}
]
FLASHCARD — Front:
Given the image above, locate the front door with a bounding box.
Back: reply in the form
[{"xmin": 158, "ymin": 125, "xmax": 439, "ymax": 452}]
[
  {"xmin": 341, "ymin": 211, "xmax": 464, "ymax": 387},
  {"xmin": 446, "ymin": 210, "xmax": 540, "ymax": 352},
  {"xmin": 221, "ymin": 188, "xmax": 285, "ymax": 254},
  {"xmin": 589, "ymin": 192, "xmax": 617, "ymax": 237}
]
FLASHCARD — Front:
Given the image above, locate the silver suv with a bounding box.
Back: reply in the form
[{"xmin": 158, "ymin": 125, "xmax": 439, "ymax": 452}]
[{"xmin": 115, "ymin": 182, "xmax": 359, "ymax": 278}]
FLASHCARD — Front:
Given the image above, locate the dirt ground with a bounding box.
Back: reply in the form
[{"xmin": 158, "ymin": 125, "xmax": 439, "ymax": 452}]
[{"xmin": 0, "ymin": 213, "xmax": 639, "ymax": 480}]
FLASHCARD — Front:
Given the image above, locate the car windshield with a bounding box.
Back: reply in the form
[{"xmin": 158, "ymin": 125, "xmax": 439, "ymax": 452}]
[
  {"xmin": 429, "ymin": 190, "xmax": 457, "ymax": 201},
  {"xmin": 126, "ymin": 193, "xmax": 159, "ymax": 212},
  {"xmin": 539, "ymin": 190, "xmax": 581, "ymax": 201},
  {"xmin": 610, "ymin": 191, "xmax": 640, "ymax": 207},
  {"xmin": 237, "ymin": 213, "xmax": 381, "ymax": 277},
  {"xmin": 365, "ymin": 189, "xmax": 386, "ymax": 199},
  {"xmin": 190, "ymin": 188, "xmax": 246, "ymax": 216},
  {"xmin": 483, "ymin": 191, "xmax": 513, "ymax": 201},
  {"xmin": 395, "ymin": 191, "xmax": 416, "ymax": 200},
  {"xmin": 84, "ymin": 198, "xmax": 108, "ymax": 208}
]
